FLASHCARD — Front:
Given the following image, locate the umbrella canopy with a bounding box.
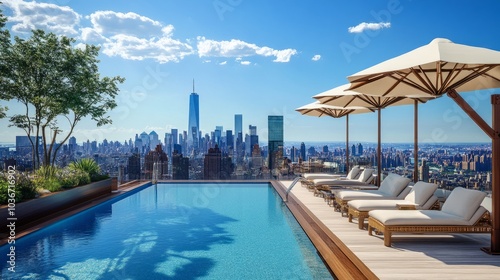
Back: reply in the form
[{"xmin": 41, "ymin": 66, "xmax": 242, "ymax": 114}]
[
  {"xmin": 296, "ymin": 101, "xmax": 373, "ymax": 173},
  {"xmin": 346, "ymin": 38, "xmax": 500, "ymax": 254},
  {"xmin": 348, "ymin": 38, "xmax": 500, "ymax": 97},
  {"xmin": 314, "ymin": 84, "xmax": 435, "ymax": 185}
]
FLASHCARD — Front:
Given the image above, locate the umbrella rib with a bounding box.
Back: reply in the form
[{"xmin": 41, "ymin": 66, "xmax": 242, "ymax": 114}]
[
  {"xmin": 413, "ymin": 65, "xmax": 437, "ymax": 93},
  {"xmin": 447, "ymin": 65, "xmax": 497, "ymax": 90},
  {"xmin": 388, "ymin": 71, "xmax": 434, "ymax": 95},
  {"xmin": 440, "ymin": 63, "xmax": 466, "ymax": 94}
]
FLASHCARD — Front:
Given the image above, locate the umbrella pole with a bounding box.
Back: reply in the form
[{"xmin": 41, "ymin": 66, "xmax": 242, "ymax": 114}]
[
  {"xmin": 489, "ymin": 94, "xmax": 500, "ymax": 254},
  {"xmin": 447, "ymin": 90, "xmax": 499, "ymax": 254},
  {"xmin": 414, "ymin": 100, "xmax": 419, "ymax": 183},
  {"xmin": 378, "ymin": 108, "xmax": 382, "ymax": 186},
  {"xmin": 346, "ymin": 114, "xmax": 350, "ymax": 174}
]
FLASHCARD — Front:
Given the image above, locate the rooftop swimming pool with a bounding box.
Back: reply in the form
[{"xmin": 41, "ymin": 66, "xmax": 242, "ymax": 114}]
[{"xmin": 1, "ymin": 183, "xmax": 333, "ymax": 279}]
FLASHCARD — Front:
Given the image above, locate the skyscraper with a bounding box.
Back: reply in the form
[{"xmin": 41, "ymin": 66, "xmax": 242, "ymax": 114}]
[
  {"xmin": 268, "ymin": 116, "xmax": 284, "ymax": 171},
  {"xmin": 234, "ymin": 114, "xmax": 242, "ymax": 138},
  {"xmin": 234, "ymin": 114, "xmax": 243, "ymax": 162},
  {"xmin": 171, "ymin": 128, "xmax": 178, "ymax": 145},
  {"xmin": 144, "ymin": 145, "xmax": 168, "ymax": 180},
  {"xmin": 188, "ymin": 81, "xmax": 200, "ymax": 150},
  {"xmin": 248, "ymin": 125, "xmax": 258, "ymax": 156},
  {"xmin": 300, "ymin": 142, "xmax": 306, "ymax": 160},
  {"xmin": 204, "ymin": 145, "xmax": 222, "ymax": 180}
]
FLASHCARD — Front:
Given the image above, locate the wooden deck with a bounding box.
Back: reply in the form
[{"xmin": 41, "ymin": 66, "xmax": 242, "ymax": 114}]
[{"xmin": 279, "ymin": 180, "xmax": 500, "ymax": 280}]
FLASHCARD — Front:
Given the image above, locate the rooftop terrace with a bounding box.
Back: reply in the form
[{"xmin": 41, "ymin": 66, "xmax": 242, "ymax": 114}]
[{"xmin": 279, "ymin": 180, "xmax": 500, "ymax": 279}]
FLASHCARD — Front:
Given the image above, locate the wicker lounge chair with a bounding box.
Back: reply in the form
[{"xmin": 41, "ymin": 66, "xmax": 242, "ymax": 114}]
[
  {"xmin": 312, "ymin": 168, "xmax": 375, "ymax": 189},
  {"xmin": 302, "ymin": 166, "xmax": 362, "ymax": 189},
  {"xmin": 303, "ymin": 166, "xmax": 361, "ymax": 194},
  {"xmin": 311, "ymin": 168, "xmax": 377, "ymax": 199},
  {"xmin": 347, "ymin": 181, "xmax": 439, "ymax": 229},
  {"xmin": 367, "ymin": 187, "xmax": 491, "ymax": 247},
  {"xmin": 334, "ymin": 173, "xmax": 411, "ymax": 215}
]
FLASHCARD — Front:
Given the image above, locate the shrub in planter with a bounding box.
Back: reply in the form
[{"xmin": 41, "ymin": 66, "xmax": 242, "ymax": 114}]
[
  {"xmin": 35, "ymin": 166, "xmax": 62, "ymax": 192},
  {"xmin": 15, "ymin": 172, "xmax": 37, "ymax": 201},
  {"xmin": 69, "ymin": 158, "xmax": 102, "ymax": 182},
  {"xmin": 34, "ymin": 176, "xmax": 61, "ymax": 192},
  {"xmin": 58, "ymin": 169, "xmax": 90, "ymax": 188},
  {"xmin": 0, "ymin": 172, "xmax": 37, "ymax": 204}
]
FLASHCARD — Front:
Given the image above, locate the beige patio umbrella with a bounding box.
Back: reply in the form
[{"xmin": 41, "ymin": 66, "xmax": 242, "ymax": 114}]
[
  {"xmin": 296, "ymin": 101, "xmax": 374, "ymax": 173},
  {"xmin": 347, "ymin": 38, "xmax": 500, "ymax": 254},
  {"xmin": 314, "ymin": 84, "xmax": 435, "ymax": 185}
]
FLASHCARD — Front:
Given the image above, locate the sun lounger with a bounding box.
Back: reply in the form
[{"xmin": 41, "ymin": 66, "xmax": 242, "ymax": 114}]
[
  {"xmin": 347, "ymin": 181, "xmax": 439, "ymax": 229},
  {"xmin": 302, "ymin": 166, "xmax": 362, "ymax": 188},
  {"xmin": 303, "ymin": 166, "xmax": 362, "ymax": 194},
  {"xmin": 334, "ymin": 173, "xmax": 411, "ymax": 214},
  {"xmin": 312, "ymin": 168, "xmax": 375, "ymax": 188},
  {"xmin": 310, "ymin": 168, "xmax": 376, "ymax": 198},
  {"xmin": 367, "ymin": 187, "xmax": 491, "ymax": 247}
]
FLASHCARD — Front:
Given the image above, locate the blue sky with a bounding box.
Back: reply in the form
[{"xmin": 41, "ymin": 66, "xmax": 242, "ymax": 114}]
[{"xmin": 0, "ymin": 0, "xmax": 498, "ymax": 145}]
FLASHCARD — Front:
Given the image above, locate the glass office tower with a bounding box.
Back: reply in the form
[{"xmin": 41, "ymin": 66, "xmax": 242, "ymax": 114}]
[
  {"xmin": 187, "ymin": 91, "xmax": 200, "ymax": 150},
  {"xmin": 268, "ymin": 115, "xmax": 284, "ymax": 172}
]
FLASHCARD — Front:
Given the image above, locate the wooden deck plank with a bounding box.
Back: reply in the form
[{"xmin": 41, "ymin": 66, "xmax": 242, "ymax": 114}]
[{"xmin": 279, "ymin": 180, "xmax": 500, "ymax": 279}]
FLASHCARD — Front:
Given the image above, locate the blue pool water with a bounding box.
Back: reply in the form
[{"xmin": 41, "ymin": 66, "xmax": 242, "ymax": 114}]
[{"xmin": 1, "ymin": 183, "xmax": 333, "ymax": 279}]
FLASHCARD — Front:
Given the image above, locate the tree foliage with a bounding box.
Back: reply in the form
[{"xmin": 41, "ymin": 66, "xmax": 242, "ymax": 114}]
[
  {"xmin": 0, "ymin": 5, "xmax": 10, "ymax": 119},
  {"xmin": 0, "ymin": 28, "xmax": 124, "ymax": 168}
]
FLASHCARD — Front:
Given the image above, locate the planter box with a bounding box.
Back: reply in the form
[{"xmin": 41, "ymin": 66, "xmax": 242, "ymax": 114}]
[{"xmin": 0, "ymin": 178, "xmax": 112, "ymax": 234}]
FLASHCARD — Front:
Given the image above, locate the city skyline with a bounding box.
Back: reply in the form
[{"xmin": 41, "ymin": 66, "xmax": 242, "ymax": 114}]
[{"xmin": 1, "ymin": 1, "xmax": 499, "ymax": 144}]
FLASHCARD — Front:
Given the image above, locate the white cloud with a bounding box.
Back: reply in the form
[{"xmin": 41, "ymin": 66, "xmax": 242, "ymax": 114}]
[
  {"xmin": 3, "ymin": 0, "xmax": 81, "ymax": 35},
  {"xmin": 197, "ymin": 36, "xmax": 297, "ymax": 63},
  {"xmin": 240, "ymin": 60, "xmax": 251, "ymax": 65},
  {"xmin": 85, "ymin": 11, "xmax": 193, "ymax": 63},
  {"xmin": 219, "ymin": 61, "xmax": 227, "ymax": 65},
  {"xmin": 3, "ymin": 2, "xmax": 297, "ymax": 65},
  {"xmin": 87, "ymin": 11, "xmax": 164, "ymax": 38},
  {"xmin": 312, "ymin": 54, "xmax": 321, "ymax": 61},
  {"xmin": 348, "ymin": 22, "xmax": 391, "ymax": 33}
]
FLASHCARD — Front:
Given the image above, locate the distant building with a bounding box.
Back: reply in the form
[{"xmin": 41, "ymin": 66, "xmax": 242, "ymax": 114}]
[
  {"xmin": 171, "ymin": 128, "xmax": 178, "ymax": 145},
  {"xmin": 16, "ymin": 136, "xmax": 42, "ymax": 157},
  {"xmin": 203, "ymin": 145, "xmax": 232, "ymax": 180},
  {"xmin": 226, "ymin": 130, "xmax": 234, "ymax": 151},
  {"xmin": 144, "ymin": 145, "xmax": 168, "ymax": 180},
  {"xmin": 419, "ymin": 159, "xmax": 429, "ymax": 182},
  {"xmin": 268, "ymin": 116, "xmax": 283, "ymax": 171},
  {"xmin": 300, "ymin": 142, "xmax": 306, "ymax": 160},
  {"xmin": 127, "ymin": 151, "xmax": 141, "ymax": 180},
  {"xmin": 172, "ymin": 150, "xmax": 189, "ymax": 179},
  {"xmin": 140, "ymin": 132, "xmax": 149, "ymax": 151},
  {"xmin": 188, "ymin": 82, "xmax": 200, "ymax": 150},
  {"xmin": 204, "ymin": 145, "xmax": 222, "ymax": 180},
  {"xmin": 149, "ymin": 131, "xmax": 159, "ymax": 151},
  {"xmin": 234, "ymin": 114, "xmax": 243, "ymax": 161}
]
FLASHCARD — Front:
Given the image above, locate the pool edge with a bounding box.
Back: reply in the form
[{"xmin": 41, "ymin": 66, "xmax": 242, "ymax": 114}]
[{"xmin": 271, "ymin": 181, "xmax": 379, "ymax": 280}]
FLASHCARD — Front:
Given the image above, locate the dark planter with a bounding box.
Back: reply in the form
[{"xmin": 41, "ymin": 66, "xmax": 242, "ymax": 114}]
[{"xmin": 0, "ymin": 178, "xmax": 112, "ymax": 234}]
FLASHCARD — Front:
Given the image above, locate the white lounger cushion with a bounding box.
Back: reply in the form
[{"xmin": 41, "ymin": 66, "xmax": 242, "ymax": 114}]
[
  {"xmin": 377, "ymin": 173, "xmax": 411, "ymax": 197},
  {"xmin": 337, "ymin": 189, "xmax": 396, "ymax": 201},
  {"xmin": 403, "ymin": 181, "xmax": 439, "ymax": 206},
  {"xmin": 348, "ymin": 195, "xmax": 439, "ymax": 211},
  {"xmin": 441, "ymin": 187, "xmax": 487, "ymax": 221},
  {"xmin": 349, "ymin": 199, "xmax": 410, "ymax": 211},
  {"xmin": 346, "ymin": 166, "xmax": 361, "ymax": 179},
  {"xmin": 356, "ymin": 168, "xmax": 374, "ymax": 182},
  {"xmin": 369, "ymin": 206, "xmax": 488, "ymax": 226},
  {"xmin": 303, "ymin": 173, "xmax": 343, "ymax": 180}
]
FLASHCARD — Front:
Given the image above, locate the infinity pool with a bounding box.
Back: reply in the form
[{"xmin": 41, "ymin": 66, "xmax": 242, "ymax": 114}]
[{"xmin": 1, "ymin": 183, "xmax": 333, "ymax": 279}]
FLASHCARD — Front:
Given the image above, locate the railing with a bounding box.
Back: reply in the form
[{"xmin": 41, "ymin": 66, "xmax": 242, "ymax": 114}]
[{"xmin": 284, "ymin": 176, "xmax": 303, "ymax": 202}]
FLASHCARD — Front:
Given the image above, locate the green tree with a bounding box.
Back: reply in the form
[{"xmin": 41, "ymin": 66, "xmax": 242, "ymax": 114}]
[
  {"xmin": 1, "ymin": 29, "xmax": 124, "ymax": 168},
  {"xmin": 0, "ymin": 5, "xmax": 11, "ymax": 119}
]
